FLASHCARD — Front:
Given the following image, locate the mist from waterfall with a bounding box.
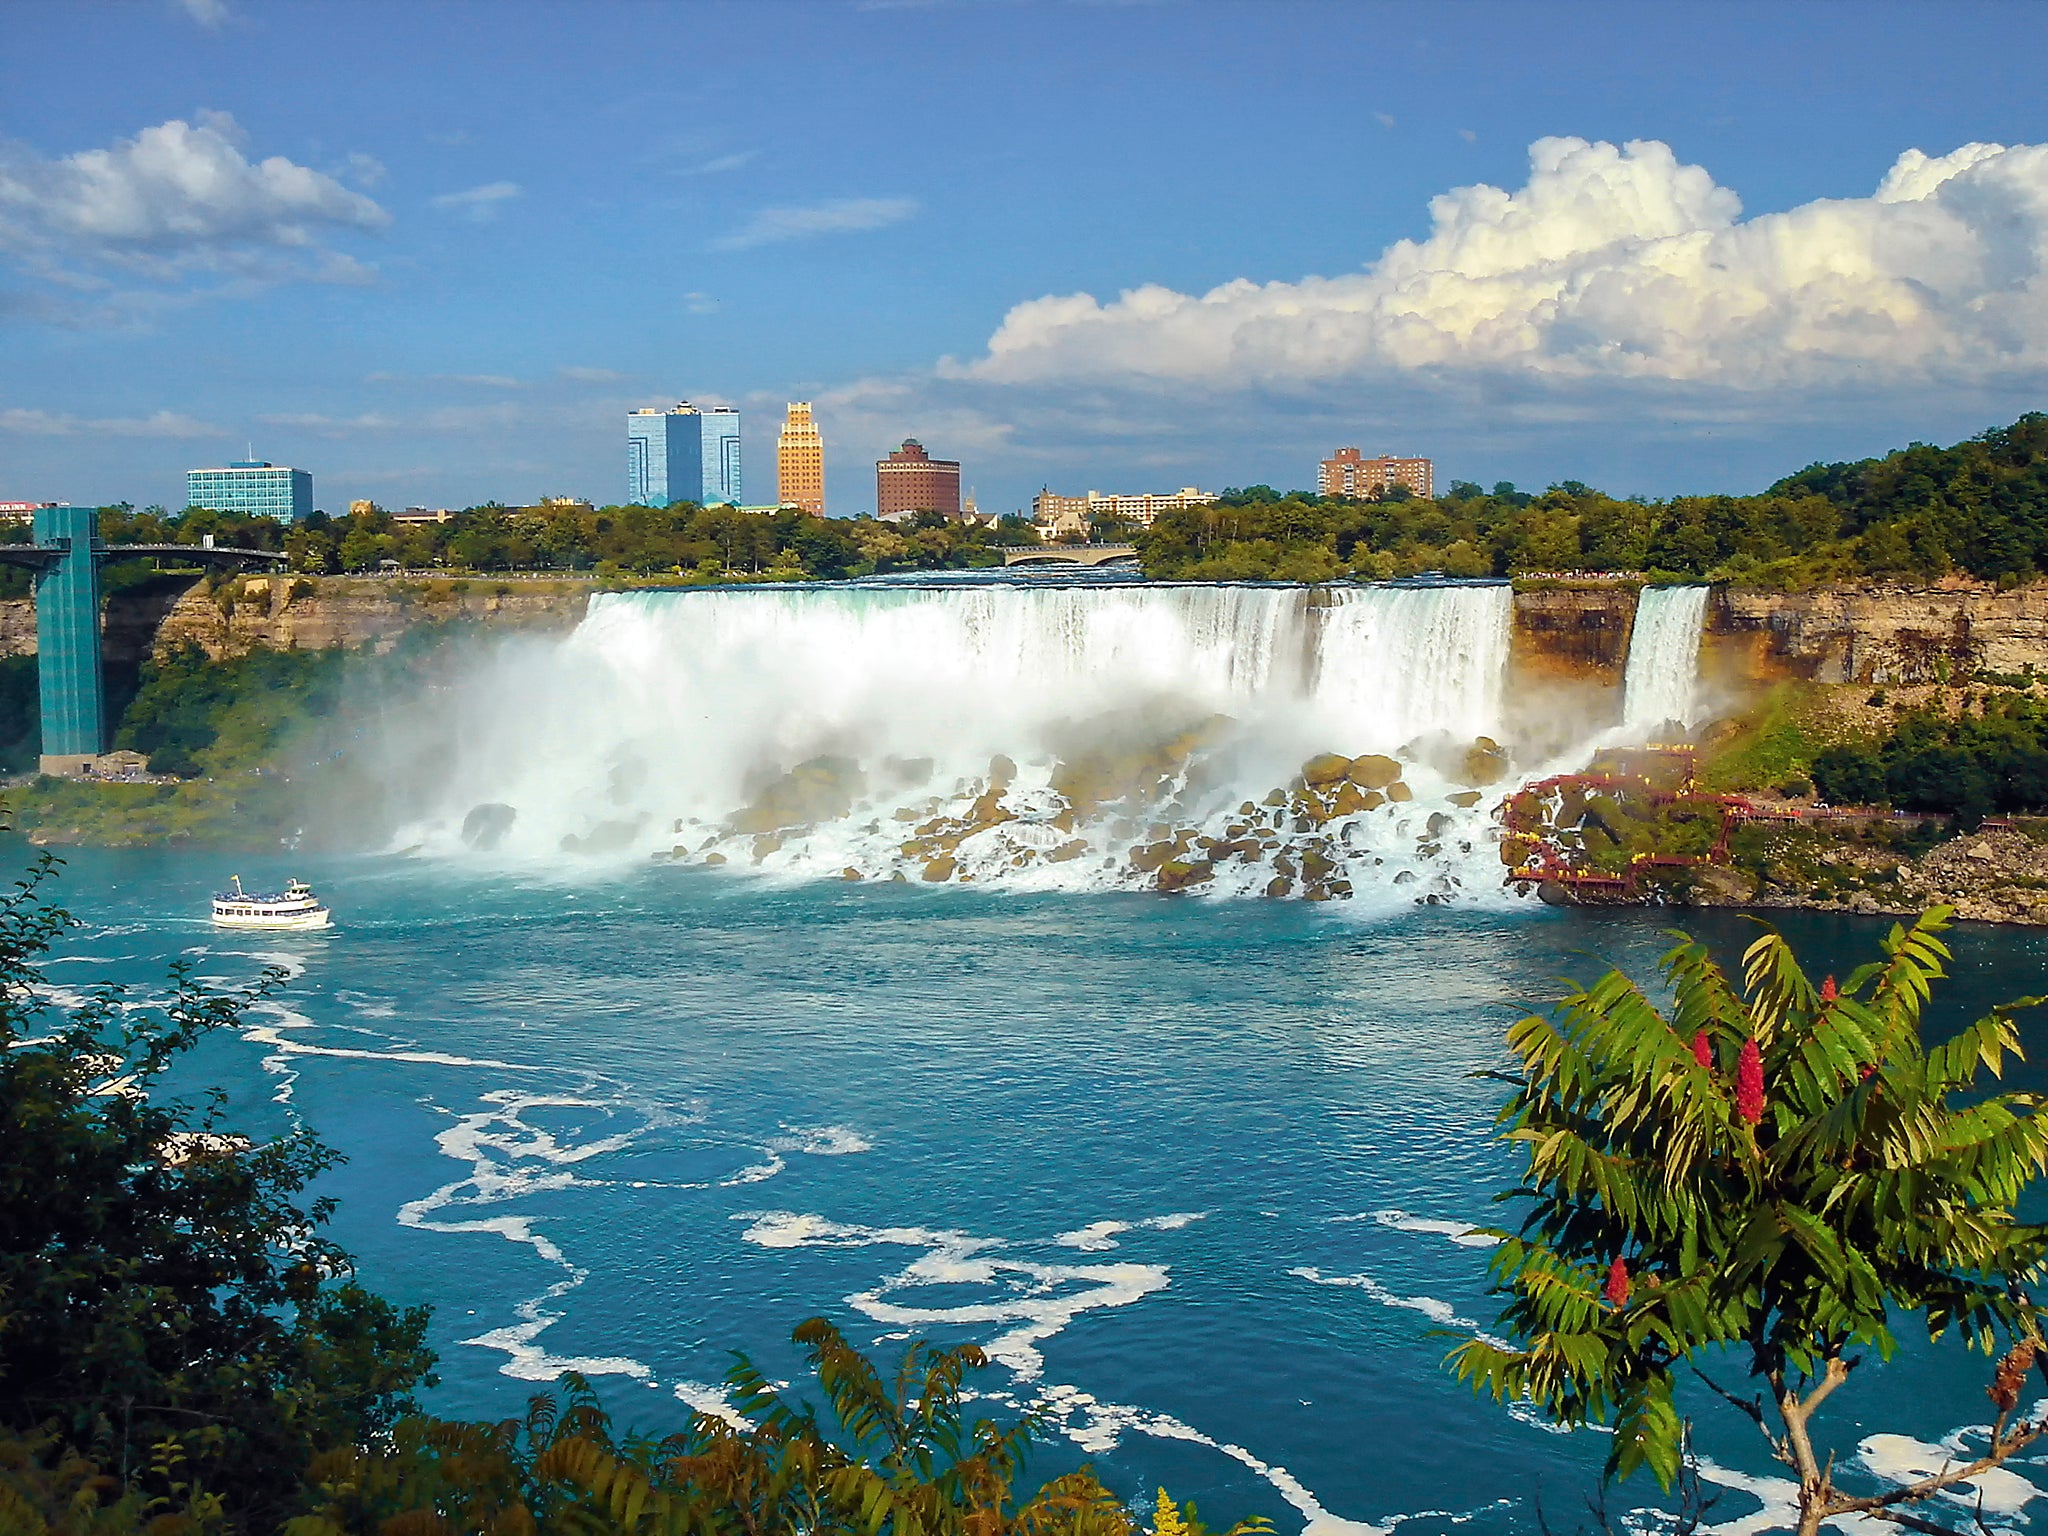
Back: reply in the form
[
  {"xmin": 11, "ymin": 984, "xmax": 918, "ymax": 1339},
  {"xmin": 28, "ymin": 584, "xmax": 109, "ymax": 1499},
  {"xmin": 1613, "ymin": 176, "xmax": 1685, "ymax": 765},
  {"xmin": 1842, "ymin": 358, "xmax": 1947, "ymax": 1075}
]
[
  {"xmin": 1620, "ymin": 585, "xmax": 1710, "ymax": 735},
  {"xmin": 384, "ymin": 580, "xmax": 1530, "ymax": 906}
]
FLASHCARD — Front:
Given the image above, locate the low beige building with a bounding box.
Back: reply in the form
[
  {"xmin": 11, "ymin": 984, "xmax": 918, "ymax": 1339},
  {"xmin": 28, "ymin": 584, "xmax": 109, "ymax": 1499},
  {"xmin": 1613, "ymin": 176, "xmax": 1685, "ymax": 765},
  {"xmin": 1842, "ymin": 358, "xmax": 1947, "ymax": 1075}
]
[{"xmin": 1031, "ymin": 486, "xmax": 1216, "ymax": 537}]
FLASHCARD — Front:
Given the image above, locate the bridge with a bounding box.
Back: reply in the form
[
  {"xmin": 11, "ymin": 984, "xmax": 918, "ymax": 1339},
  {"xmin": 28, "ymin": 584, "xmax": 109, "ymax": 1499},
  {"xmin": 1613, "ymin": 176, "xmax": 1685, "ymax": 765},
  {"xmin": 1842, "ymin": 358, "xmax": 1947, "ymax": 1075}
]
[
  {"xmin": 1001, "ymin": 543, "xmax": 1141, "ymax": 569},
  {"xmin": 4, "ymin": 507, "xmax": 286, "ymax": 774}
]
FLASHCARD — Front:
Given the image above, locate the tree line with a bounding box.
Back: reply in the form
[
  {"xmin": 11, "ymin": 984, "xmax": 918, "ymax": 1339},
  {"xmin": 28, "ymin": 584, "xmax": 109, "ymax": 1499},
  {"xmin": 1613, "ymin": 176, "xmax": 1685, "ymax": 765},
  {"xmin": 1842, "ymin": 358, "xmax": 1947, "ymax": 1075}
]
[
  {"xmin": 0, "ymin": 502, "xmax": 1044, "ymax": 584},
  {"xmin": 1813, "ymin": 685, "xmax": 2048, "ymax": 824},
  {"xmin": 1138, "ymin": 412, "xmax": 2048, "ymax": 586},
  {"xmin": 10, "ymin": 411, "xmax": 2048, "ymax": 589}
]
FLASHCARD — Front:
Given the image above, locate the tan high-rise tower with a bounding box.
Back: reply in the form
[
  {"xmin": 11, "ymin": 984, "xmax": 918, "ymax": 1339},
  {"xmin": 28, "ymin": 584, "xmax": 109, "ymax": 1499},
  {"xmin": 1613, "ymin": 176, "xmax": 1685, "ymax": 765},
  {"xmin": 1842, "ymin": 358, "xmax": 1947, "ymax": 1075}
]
[{"xmin": 777, "ymin": 402, "xmax": 826, "ymax": 516}]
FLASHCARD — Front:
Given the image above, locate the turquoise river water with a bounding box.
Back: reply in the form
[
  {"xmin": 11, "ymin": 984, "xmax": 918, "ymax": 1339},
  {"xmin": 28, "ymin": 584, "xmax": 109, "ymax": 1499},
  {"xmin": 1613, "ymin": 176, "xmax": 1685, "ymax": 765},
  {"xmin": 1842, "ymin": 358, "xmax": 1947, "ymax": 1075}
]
[{"xmin": 34, "ymin": 845, "xmax": 2048, "ymax": 1536}]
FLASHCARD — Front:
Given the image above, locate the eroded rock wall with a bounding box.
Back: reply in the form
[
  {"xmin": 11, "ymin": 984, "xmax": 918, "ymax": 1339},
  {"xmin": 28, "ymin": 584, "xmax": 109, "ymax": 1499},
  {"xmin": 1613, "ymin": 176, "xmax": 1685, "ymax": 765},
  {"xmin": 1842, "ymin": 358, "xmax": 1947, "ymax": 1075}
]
[
  {"xmin": 0, "ymin": 575, "xmax": 592, "ymax": 662},
  {"xmin": 1510, "ymin": 586, "xmax": 1637, "ymax": 676},
  {"xmin": 1713, "ymin": 585, "xmax": 2048, "ymax": 684},
  {"xmin": 1508, "ymin": 583, "xmax": 2048, "ymax": 689}
]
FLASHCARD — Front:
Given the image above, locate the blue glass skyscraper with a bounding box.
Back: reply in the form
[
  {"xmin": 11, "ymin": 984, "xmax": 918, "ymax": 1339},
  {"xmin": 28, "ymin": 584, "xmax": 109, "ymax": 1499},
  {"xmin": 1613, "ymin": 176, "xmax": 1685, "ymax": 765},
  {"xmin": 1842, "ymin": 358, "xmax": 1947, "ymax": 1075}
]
[
  {"xmin": 627, "ymin": 403, "xmax": 741, "ymax": 507},
  {"xmin": 185, "ymin": 460, "xmax": 313, "ymax": 522}
]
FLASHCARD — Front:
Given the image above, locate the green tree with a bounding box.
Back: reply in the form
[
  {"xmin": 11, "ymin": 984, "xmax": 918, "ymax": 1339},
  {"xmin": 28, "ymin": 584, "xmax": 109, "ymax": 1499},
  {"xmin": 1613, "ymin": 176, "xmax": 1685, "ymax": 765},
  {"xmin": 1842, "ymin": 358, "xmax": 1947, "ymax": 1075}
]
[
  {"xmin": 290, "ymin": 1320, "xmax": 1264, "ymax": 1536},
  {"xmin": 1452, "ymin": 910, "xmax": 2048, "ymax": 1536},
  {"xmin": 0, "ymin": 848, "xmax": 435, "ymax": 1529}
]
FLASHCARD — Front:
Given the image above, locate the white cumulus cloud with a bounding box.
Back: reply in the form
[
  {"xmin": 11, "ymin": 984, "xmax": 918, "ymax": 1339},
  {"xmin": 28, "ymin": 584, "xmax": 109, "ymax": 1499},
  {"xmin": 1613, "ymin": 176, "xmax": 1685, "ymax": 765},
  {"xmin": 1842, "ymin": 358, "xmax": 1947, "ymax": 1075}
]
[
  {"xmin": 957, "ymin": 136, "xmax": 2048, "ymax": 391},
  {"xmin": 713, "ymin": 196, "xmax": 918, "ymax": 251},
  {"xmin": 0, "ymin": 111, "xmax": 389, "ymax": 292}
]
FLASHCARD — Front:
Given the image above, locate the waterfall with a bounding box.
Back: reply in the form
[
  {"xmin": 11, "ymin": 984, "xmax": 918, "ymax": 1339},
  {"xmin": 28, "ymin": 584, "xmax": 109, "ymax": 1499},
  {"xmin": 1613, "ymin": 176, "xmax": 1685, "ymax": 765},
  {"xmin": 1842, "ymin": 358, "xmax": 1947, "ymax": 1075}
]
[
  {"xmin": 386, "ymin": 581, "xmax": 1524, "ymax": 905},
  {"xmin": 1312, "ymin": 584, "xmax": 1512, "ymax": 749},
  {"xmin": 1621, "ymin": 585, "xmax": 1710, "ymax": 735}
]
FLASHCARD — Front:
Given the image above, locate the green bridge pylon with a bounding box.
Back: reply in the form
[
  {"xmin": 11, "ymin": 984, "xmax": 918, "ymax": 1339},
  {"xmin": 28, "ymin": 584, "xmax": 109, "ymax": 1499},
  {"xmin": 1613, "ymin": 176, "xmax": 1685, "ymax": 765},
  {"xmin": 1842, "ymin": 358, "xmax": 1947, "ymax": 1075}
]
[{"xmin": 0, "ymin": 507, "xmax": 289, "ymax": 776}]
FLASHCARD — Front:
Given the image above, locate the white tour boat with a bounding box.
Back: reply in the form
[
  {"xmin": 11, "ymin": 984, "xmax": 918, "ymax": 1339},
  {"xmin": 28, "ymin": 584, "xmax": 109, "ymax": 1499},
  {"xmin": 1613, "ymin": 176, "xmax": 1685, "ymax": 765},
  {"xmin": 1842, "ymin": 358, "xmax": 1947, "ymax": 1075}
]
[{"xmin": 211, "ymin": 876, "xmax": 332, "ymax": 931}]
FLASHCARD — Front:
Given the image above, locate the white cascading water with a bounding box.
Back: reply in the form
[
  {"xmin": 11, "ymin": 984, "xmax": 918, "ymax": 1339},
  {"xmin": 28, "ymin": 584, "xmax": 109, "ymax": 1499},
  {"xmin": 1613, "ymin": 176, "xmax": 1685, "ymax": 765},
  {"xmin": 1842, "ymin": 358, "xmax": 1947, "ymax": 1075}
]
[
  {"xmin": 386, "ymin": 582, "xmax": 1521, "ymax": 906},
  {"xmin": 1312, "ymin": 584, "xmax": 1514, "ymax": 748},
  {"xmin": 1620, "ymin": 585, "xmax": 1709, "ymax": 735}
]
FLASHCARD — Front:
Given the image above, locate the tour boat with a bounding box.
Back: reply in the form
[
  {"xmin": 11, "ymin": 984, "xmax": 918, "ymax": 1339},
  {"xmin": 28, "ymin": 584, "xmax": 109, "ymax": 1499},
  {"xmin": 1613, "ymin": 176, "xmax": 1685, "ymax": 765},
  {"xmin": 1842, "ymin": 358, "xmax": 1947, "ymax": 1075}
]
[{"xmin": 210, "ymin": 876, "xmax": 332, "ymax": 931}]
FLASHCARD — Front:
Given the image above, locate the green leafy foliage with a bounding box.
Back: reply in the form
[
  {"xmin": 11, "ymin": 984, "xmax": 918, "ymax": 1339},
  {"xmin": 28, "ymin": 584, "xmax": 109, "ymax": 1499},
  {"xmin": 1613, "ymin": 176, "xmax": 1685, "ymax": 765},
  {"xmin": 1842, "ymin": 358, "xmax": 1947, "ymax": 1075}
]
[
  {"xmin": 112, "ymin": 642, "xmax": 350, "ymax": 777},
  {"xmin": 1452, "ymin": 909, "xmax": 2048, "ymax": 1531},
  {"xmin": 286, "ymin": 1320, "xmax": 1269, "ymax": 1536},
  {"xmin": 0, "ymin": 848, "xmax": 436, "ymax": 1531},
  {"xmin": 1813, "ymin": 694, "xmax": 2048, "ymax": 825},
  {"xmin": 255, "ymin": 504, "xmax": 1038, "ymax": 580},
  {"xmin": 1137, "ymin": 414, "xmax": 2048, "ymax": 587},
  {"xmin": 0, "ymin": 654, "xmax": 40, "ymax": 772}
]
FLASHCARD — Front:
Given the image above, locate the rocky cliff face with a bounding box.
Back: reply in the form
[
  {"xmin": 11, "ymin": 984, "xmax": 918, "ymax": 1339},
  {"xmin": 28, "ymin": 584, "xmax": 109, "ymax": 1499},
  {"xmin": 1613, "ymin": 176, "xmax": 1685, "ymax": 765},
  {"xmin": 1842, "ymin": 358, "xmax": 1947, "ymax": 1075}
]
[
  {"xmin": 1712, "ymin": 584, "xmax": 2048, "ymax": 684},
  {"xmin": 1507, "ymin": 582, "xmax": 2048, "ymax": 689},
  {"xmin": 0, "ymin": 575, "xmax": 592, "ymax": 662},
  {"xmin": 1509, "ymin": 586, "xmax": 1637, "ymax": 676}
]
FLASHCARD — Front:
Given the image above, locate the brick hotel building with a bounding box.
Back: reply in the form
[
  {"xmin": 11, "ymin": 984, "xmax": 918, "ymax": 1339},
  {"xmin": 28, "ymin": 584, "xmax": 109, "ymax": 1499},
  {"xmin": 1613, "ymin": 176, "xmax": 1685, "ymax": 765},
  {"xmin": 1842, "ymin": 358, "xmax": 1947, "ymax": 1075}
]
[
  {"xmin": 876, "ymin": 439, "xmax": 961, "ymax": 519},
  {"xmin": 1318, "ymin": 448, "xmax": 1433, "ymax": 500}
]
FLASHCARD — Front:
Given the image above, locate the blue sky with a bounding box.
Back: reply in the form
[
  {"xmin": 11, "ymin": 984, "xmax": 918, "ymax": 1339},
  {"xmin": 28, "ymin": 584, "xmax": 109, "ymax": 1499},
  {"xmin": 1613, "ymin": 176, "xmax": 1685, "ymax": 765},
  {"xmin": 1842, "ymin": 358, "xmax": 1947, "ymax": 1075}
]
[{"xmin": 3, "ymin": 0, "xmax": 2046, "ymax": 516}]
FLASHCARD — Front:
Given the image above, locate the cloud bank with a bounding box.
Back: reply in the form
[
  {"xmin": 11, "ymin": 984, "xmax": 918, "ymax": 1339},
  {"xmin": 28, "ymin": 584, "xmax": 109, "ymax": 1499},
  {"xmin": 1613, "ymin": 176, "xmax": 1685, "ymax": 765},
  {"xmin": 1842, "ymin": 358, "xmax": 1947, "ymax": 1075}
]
[
  {"xmin": 0, "ymin": 111, "xmax": 390, "ymax": 293},
  {"xmin": 957, "ymin": 137, "xmax": 2048, "ymax": 391}
]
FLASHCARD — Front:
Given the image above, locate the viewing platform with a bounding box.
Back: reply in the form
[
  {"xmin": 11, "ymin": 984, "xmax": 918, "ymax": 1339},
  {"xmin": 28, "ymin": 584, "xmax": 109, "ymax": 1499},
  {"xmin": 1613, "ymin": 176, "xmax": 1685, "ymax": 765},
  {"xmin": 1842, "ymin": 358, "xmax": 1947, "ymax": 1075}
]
[{"xmin": 1001, "ymin": 544, "xmax": 1140, "ymax": 569}]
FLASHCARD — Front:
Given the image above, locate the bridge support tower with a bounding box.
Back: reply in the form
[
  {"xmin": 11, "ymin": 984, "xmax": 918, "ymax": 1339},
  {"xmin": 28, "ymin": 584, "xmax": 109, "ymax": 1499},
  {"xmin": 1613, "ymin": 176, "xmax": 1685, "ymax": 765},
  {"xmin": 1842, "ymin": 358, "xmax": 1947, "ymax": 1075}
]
[
  {"xmin": 32, "ymin": 505, "xmax": 107, "ymax": 775},
  {"xmin": 0, "ymin": 506, "xmax": 288, "ymax": 776}
]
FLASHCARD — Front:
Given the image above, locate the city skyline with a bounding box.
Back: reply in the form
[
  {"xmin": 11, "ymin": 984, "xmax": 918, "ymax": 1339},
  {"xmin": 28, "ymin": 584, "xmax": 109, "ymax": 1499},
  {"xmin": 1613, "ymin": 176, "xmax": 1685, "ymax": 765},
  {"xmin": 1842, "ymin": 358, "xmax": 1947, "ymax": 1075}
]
[{"xmin": 4, "ymin": 1, "xmax": 2047, "ymax": 516}]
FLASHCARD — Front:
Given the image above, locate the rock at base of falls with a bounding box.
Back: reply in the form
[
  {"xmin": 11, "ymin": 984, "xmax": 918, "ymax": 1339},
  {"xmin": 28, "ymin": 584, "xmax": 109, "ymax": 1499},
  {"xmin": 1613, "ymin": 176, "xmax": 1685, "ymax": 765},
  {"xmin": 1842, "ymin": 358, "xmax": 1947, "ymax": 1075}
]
[{"xmin": 461, "ymin": 802, "xmax": 517, "ymax": 851}]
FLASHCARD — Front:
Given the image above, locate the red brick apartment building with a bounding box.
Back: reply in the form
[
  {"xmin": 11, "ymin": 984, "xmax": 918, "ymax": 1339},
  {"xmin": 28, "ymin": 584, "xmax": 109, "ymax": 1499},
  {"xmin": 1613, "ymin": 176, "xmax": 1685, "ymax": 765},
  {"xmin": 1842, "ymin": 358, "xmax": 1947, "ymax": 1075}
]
[
  {"xmin": 1318, "ymin": 448, "xmax": 1434, "ymax": 500},
  {"xmin": 876, "ymin": 439, "xmax": 962, "ymax": 518}
]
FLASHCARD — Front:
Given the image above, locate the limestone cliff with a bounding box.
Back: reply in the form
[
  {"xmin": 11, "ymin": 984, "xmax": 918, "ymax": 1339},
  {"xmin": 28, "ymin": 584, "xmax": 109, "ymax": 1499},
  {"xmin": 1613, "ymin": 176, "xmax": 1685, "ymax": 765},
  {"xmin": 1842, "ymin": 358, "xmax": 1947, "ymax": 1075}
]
[
  {"xmin": 1509, "ymin": 586, "xmax": 1637, "ymax": 675},
  {"xmin": 0, "ymin": 574, "xmax": 592, "ymax": 662},
  {"xmin": 1506, "ymin": 581, "xmax": 2048, "ymax": 691},
  {"xmin": 1712, "ymin": 584, "xmax": 2048, "ymax": 684}
]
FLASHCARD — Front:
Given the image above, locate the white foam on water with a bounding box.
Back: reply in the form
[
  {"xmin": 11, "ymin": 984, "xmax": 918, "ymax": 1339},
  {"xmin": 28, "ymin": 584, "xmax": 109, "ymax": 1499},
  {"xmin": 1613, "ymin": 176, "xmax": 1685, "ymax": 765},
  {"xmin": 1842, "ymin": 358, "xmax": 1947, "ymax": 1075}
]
[
  {"xmin": 735, "ymin": 1208, "xmax": 1171, "ymax": 1383},
  {"xmin": 402, "ymin": 1088, "xmax": 693, "ymax": 1382},
  {"xmin": 771, "ymin": 1124, "xmax": 874, "ymax": 1156},
  {"xmin": 335, "ymin": 988, "xmax": 398, "ymax": 1018},
  {"xmin": 1353, "ymin": 1208, "xmax": 1502, "ymax": 1248},
  {"xmin": 1055, "ymin": 1212, "xmax": 1208, "ymax": 1251},
  {"xmin": 734, "ymin": 1206, "xmax": 1404, "ymax": 1535},
  {"xmin": 1033, "ymin": 1383, "xmax": 1391, "ymax": 1536},
  {"xmin": 1290, "ymin": 1266, "xmax": 1475, "ymax": 1330},
  {"xmin": 721, "ymin": 1156, "xmax": 787, "ymax": 1186},
  {"xmin": 1860, "ymin": 1429, "xmax": 2044, "ymax": 1515},
  {"xmin": 195, "ymin": 945, "xmax": 313, "ymax": 982},
  {"xmin": 674, "ymin": 1380, "xmax": 750, "ymax": 1430},
  {"xmin": 722, "ymin": 1123, "xmax": 877, "ymax": 1185}
]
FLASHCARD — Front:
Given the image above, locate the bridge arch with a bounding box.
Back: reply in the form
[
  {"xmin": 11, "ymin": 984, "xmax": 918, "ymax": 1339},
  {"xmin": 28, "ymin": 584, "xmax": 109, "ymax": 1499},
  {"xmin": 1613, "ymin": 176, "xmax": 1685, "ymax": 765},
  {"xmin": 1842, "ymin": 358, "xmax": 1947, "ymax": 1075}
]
[{"xmin": 1000, "ymin": 544, "xmax": 1141, "ymax": 569}]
